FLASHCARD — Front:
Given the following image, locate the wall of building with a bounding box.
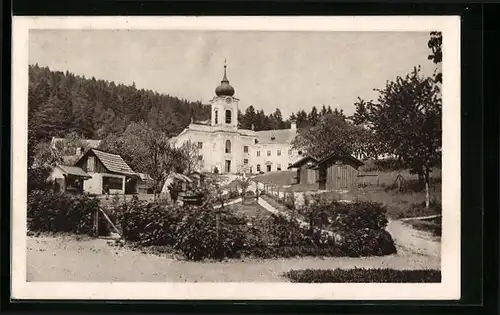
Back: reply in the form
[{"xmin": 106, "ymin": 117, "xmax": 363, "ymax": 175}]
[{"xmin": 82, "ymin": 172, "xmax": 126, "ymax": 195}]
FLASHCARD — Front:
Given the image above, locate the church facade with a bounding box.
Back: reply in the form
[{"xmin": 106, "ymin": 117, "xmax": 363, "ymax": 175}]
[{"xmin": 172, "ymin": 64, "xmax": 301, "ymax": 174}]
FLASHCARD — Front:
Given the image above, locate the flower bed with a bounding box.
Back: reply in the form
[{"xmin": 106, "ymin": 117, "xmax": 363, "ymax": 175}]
[{"xmin": 283, "ymin": 268, "xmax": 441, "ymax": 283}]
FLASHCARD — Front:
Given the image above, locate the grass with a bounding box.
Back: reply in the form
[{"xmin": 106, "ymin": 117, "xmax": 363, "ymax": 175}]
[
  {"xmin": 405, "ymin": 217, "xmax": 442, "ymax": 237},
  {"xmin": 252, "ymin": 170, "xmax": 296, "ymax": 186},
  {"xmin": 228, "ymin": 199, "xmax": 272, "ymax": 220},
  {"xmin": 283, "ymin": 268, "xmax": 441, "ymax": 283}
]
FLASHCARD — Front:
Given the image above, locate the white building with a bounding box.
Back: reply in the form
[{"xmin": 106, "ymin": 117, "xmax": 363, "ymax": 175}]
[{"xmin": 172, "ymin": 63, "xmax": 301, "ymax": 174}]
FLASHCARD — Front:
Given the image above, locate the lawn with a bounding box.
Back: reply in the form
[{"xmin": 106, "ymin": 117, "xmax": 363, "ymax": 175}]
[
  {"xmin": 228, "ymin": 199, "xmax": 271, "ymax": 220},
  {"xmin": 252, "ymin": 170, "xmax": 296, "ymax": 186}
]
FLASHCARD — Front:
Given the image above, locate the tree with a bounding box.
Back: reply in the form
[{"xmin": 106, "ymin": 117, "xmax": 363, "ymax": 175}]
[
  {"xmin": 292, "ymin": 113, "xmax": 358, "ymax": 159},
  {"xmin": 428, "ymin": 31, "xmax": 442, "ymax": 83},
  {"xmin": 307, "ymin": 106, "xmax": 319, "ymax": 126},
  {"xmin": 351, "ymin": 97, "xmax": 370, "ymax": 126},
  {"xmin": 364, "ymin": 67, "xmax": 441, "ymax": 208}
]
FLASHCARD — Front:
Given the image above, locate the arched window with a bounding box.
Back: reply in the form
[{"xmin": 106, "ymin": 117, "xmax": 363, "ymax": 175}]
[
  {"xmin": 225, "ymin": 109, "xmax": 232, "ymax": 124},
  {"xmin": 225, "ymin": 140, "xmax": 231, "ymax": 153},
  {"xmin": 214, "ymin": 109, "xmax": 218, "ymax": 124}
]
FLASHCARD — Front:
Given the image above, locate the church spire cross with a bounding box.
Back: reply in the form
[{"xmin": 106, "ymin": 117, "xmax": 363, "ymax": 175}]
[{"xmin": 222, "ymin": 59, "xmax": 229, "ymax": 83}]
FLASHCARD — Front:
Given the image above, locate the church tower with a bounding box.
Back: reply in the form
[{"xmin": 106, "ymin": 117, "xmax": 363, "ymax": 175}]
[{"xmin": 211, "ymin": 60, "xmax": 239, "ymax": 129}]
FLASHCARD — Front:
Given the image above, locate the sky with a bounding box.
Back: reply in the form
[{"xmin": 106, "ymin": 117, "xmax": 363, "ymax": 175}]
[{"xmin": 29, "ymin": 30, "xmax": 440, "ymax": 117}]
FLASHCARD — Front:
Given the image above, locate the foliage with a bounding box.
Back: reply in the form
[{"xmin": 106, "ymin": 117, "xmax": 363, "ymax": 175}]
[
  {"xmin": 428, "ymin": 31, "xmax": 443, "ymax": 83},
  {"xmin": 27, "ymin": 190, "xmax": 109, "ymax": 236},
  {"xmin": 119, "ymin": 199, "xmax": 183, "ymax": 245},
  {"xmin": 283, "ymin": 268, "xmax": 441, "ymax": 283},
  {"xmin": 362, "ymin": 66, "xmax": 441, "ymax": 191},
  {"xmin": 28, "ymin": 64, "xmax": 210, "ymax": 141},
  {"xmin": 174, "ymin": 206, "xmax": 248, "ymax": 261},
  {"xmin": 27, "ymin": 166, "xmax": 52, "ymax": 192},
  {"xmin": 292, "ymin": 113, "xmax": 356, "ymax": 159}
]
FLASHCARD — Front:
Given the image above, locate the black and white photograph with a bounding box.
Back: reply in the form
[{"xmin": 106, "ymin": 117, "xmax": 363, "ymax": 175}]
[{"xmin": 11, "ymin": 16, "xmax": 461, "ymax": 300}]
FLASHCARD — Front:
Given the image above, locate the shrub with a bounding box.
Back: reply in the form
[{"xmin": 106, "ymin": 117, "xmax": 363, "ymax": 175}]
[
  {"xmin": 173, "ymin": 206, "xmax": 248, "ymax": 261},
  {"xmin": 27, "ymin": 190, "xmax": 108, "ymax": 236},
  {"xmin": 228, "ymin": 189, "xmax": 240, "ymax": 200},
  {"xmin": 339, "ymin": 229, "xmax": 396, "ymax": 256},
  {"xmin": 119, "ymin": 199, "xmax": 183, "ymax": 245},
  {"xmin": 27, "ymin": 166, "xmax": 52, "ymax": 192},
  {"xmin": 328, "ymin": 200, "xmax": 389, "ymax": 231},
  {"xmin": 283, "ymin": 268, "xmax": 441, "ymax": 283}
]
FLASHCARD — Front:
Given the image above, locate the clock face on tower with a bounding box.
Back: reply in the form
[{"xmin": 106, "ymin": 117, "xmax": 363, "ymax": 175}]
[{"xmin": 225, "ymin": 96, "xmax": 232, "ymax": 104}]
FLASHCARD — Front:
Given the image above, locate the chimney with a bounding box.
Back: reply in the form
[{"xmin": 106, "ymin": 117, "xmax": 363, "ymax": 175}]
[{"xmin": 290, "ymin": 121, "xmax": 297, "ymax": 130}]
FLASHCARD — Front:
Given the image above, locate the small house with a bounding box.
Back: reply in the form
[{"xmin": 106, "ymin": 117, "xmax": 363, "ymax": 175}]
[
  {"xmin": 74, "ymin": 149, "xmax": 139, "ymax": 195},
  {"xmin": 288, "ymin": 156, "xmax": 318, "ymax": 185},
  {"xmin": 47, "ymin": 164, "xmax": 92, "ymax": 194},
  {"xmin": 314, "ymin": 154, "xmax": 364, "ymax": 191}
]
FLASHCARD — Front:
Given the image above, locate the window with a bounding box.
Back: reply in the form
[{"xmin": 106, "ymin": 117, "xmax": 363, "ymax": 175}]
[
  {"xmin": 277, "ymin": 149, "xmax": 281, "ymax": 156},
  {"xmin": 288, "ymin": 163, "xmax": 292, "ymax": 168},
  {"xmin": 256, "ymin": 164, "xmax": 261, "ymax": 172},
  {"xmin": 225, "ymin": 109, "xmax": 232, "ymax": 124},
  {"xmin": 214, "ymin": 110, "xmax": 218, "ymax": 124},
  {"xmin": 243, "ymin": 146, "xmax": 249, "ymax": 153},
  {"xmin": 225, "ymin": 140, "xmax": 231, "ymax": 153},
  {"xmin": 256, "ymin": 151, "xmax": 260, "ymax": 157},
  {"xmin": 243, "ymin": 159, "xmax": 248, "ymax": 165},
  {"xmin": 102, "ymin": 176, "xmax": 123, "ymax": 190},
  {"xmin": 277, "ymin": 164, "xmax": 282, "ymax": 171},
  {"xmin": 267, "ymin": 150, "xmax": 271, "ymax": 156},
  {"xmin": 197, "ymin": 142, "xmax": 203, "ymax": 149},
  {"xmin": 87, "ymin": 156, "xmax": 95, "ymax": 172},
  {"xmin": 288, "ymin": 149, "xmax": 292, "ymax": 156},
  {"xmin": 266, "ymin": 165, "xmax": 272, "ymax": 172},
  {"xmin": 255, "ymin": 139, "xmax": 259, "ymax": 144},
  {"xmin": 271, "ymin": 136, "xmax": 276, "ymax": 141},
  {"xmin": 198, "ymin": 155, "xmax": 203, "ymax": 161}
]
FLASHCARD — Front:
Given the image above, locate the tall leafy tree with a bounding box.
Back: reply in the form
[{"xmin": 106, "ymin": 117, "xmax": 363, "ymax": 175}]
[{"xmin": 363, "ymin": 66, "xmax": 441, "ymax": 207}]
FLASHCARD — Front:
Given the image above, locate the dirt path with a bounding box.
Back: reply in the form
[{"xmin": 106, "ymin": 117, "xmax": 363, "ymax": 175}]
[
  {"xmin": 386, "ymin": 220, "xmax": 441, "ymax": 258},
  {"xmin": 27, "ymin": 235, "xmax": 440, "ymax": 282}
]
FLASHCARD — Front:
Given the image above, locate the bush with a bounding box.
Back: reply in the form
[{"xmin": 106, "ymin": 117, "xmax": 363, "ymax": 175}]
[
  {"xmin": 247, "ymin": 246, "xmax": 345, "ymax": 259},
  {"xmin": 283, "ymin": 268, "xmax": 441, "ymax": 283},
  {"xmin": 228, "ymin": 189, "xmax": 240, "ymax": 200},
  {"xmin": 27, "ymin": 166, "xmax": 52, "ymax": 192},
  {"xmin": 339, "ymin": 229, "xmax": 396, "ymax": 256},
  {"xmin": 174, "ymin": 206, "xmax": 248, "ymax": 261},
  {"xmin": 27, "ymin": 190, "xmax": 109, "ymax": 236},
  {"xmin": 119, "ymin": 199, "xmax": 183, "ymax": 245}
]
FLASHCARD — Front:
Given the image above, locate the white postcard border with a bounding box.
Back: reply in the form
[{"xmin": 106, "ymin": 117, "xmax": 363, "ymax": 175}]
[{"xmin": 12, "ymin": 16, "xmax": 461, "ymax": 300}]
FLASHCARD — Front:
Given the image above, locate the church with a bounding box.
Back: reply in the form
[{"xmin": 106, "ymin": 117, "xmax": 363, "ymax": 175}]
[{"xmin": 172, "ymin": 63, "xmax": 301, "ymax": 175}]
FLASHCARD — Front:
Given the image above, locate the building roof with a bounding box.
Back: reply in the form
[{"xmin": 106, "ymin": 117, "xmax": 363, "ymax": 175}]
[
  {"xmin": 56, "ymin": 165, "xmax": 91, "ymax": 179},
  {"xmin": 255, "ymin": 129, "xmax": 297, "ymax": 144},
  {"xmin": 288, "ymin": 156, "xmax": 318, "ymax": 169},
  {"xmin": 86, "ymin": 149, "xmax": 137, "ymax": 176},
  {"xmin": 314, "ymin": 153, "xmax": 364, "ymax": 168}
]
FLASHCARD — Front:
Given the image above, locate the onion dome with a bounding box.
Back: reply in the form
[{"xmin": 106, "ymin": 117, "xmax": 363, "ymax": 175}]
[{"xmin": 215, "ymin": 60, "xmax": 235, "ymax": 97}]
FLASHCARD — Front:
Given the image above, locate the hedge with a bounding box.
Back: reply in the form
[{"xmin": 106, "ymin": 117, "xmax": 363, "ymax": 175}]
[
  {"xmin": 27, "ymin": 190, "xmax": 110, "ymax": 236},
  {"xmin": 283, "ymin": 268, "xmax": 441, "ymax": 283}
]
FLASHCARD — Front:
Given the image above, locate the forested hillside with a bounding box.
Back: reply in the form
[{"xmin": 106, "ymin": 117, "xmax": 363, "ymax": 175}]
[{"xmin": 28, "ymin": 64, "xmax": 211, "ymax": 140}]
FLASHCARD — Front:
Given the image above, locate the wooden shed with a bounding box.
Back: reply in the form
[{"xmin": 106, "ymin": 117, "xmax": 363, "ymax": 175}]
[
  {"xmin": 47, "ymin": 164, "xmax": 92, "ymax": 194},
  {"xmin": 314, "ymin": 154, "xmax": 364, "ymax": 191},
  {"xmin": 288, "ymin": 156, "xmax": 318, "ymax": 185}
]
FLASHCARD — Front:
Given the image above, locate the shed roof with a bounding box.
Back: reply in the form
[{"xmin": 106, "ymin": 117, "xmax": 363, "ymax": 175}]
[
  {"xmin": 84, "ymin": 149, "xmax": 137, "ymax": 176},
  {"xmin": 288, "ymin": 156, "xmax": 318, "ymax": 169},
  {"xmin": 56, "ymin": 165, "xmax": 91, "ymax": 179},
  {"xmin": 314, "ymin": 153, "xmax": 364, "ymax": 168}
]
